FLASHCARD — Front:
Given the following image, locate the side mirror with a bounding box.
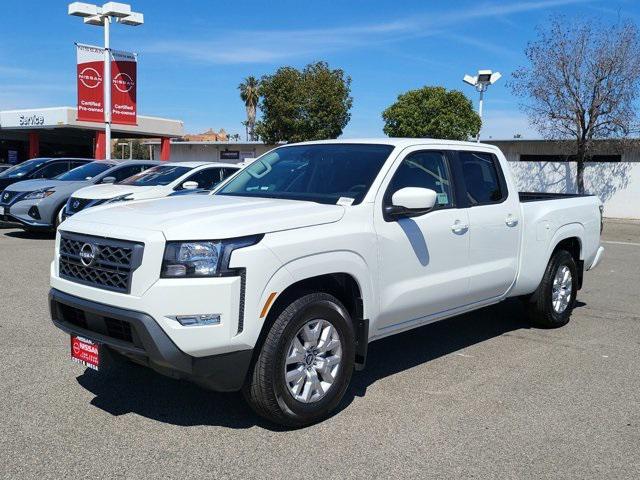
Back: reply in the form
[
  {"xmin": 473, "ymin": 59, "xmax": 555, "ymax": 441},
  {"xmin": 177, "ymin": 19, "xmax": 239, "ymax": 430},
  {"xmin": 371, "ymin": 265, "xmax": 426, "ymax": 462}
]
[
  {"xmin": 102, "ymin": 176, "xmax": 116, "ymax": 184},
  {"xmin": 182, "ymin": 181, "xmax": 199, "ymax": 190},
  {"xmin": 385, "ymin": 187, "xmax": 438, "ymax": 219}
]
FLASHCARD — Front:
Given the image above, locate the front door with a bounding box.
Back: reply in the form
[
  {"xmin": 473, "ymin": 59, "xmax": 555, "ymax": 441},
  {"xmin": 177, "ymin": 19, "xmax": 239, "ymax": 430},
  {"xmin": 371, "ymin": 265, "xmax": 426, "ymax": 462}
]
[{"xmin": 373, "ymin": 148, "xmax": 471, "ymax": 333}]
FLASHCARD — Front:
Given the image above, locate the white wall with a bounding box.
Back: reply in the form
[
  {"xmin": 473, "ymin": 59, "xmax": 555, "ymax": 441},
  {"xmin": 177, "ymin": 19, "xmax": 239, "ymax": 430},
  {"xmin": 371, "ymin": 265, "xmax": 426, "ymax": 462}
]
[
  {"xmin": 508, "ymin": 161, "xmax": 640, "ymax": 219},
  {"xmin": 152, "ymin": 143, "xmax": 275, "ymax": 163}
]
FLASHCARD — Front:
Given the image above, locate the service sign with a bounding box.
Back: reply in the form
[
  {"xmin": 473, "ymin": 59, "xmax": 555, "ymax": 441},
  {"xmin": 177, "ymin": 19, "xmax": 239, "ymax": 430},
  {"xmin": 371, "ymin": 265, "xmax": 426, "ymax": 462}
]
[{"xmin": 76, "ymin": 44, "xmax": 138, "ymax": 125}]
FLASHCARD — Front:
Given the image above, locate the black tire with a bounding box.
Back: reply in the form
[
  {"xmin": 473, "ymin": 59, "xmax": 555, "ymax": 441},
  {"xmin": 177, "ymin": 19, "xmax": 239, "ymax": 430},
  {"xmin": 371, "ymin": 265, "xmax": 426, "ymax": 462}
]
[
  {"xmin": 526, "ymin": 249, "xmax": 578, "ymax": 328},
  {"xmin": 243, "ymin": 292, "xmax": 355, "ymax": 427}
]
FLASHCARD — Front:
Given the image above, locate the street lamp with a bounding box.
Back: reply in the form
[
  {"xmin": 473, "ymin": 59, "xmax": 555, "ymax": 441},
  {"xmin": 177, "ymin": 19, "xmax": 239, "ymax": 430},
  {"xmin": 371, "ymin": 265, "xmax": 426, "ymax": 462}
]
[
  {"xmin": 68, "ymin": 2, "xmax": 143, "ymax": 160},
  {"xmin": 463, "ymin": 69, "xmax": 501, "ymax": 141}
]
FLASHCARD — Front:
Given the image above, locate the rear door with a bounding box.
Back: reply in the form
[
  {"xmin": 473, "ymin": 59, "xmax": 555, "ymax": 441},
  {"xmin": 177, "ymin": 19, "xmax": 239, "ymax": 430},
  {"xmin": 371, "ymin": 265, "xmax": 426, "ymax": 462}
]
[{"xmin": 455, "ymin": 149, "xmax": 521, "ymax": 301}]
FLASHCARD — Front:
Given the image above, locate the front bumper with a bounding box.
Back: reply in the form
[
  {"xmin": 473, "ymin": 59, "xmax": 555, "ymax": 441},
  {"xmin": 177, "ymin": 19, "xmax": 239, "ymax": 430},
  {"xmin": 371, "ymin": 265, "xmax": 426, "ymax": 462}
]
[
  {"xmin": 49, "ymin": 288, "xmax": 253, "ymax": 391},
  {"xmin": 2, "ymin": 200, "xmax": 53, "ymax": 229}
]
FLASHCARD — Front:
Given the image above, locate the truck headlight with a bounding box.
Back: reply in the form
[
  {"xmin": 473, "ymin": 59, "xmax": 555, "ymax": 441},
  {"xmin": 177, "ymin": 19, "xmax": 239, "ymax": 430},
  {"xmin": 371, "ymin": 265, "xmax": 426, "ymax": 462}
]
[
  {"xmin": 161, "ymin": 235, "xmax": 262, "ymax": 278},
  {"xmin": 24, "ymin": 189, "xmax": 55, "ymax": 200}
]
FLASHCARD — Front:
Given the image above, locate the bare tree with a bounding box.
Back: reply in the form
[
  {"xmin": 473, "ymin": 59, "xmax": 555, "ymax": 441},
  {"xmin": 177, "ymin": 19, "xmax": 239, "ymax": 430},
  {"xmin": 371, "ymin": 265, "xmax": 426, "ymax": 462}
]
[{"xmin": 511, "ymin": 18, "xmax": 640, "ymax": 193}]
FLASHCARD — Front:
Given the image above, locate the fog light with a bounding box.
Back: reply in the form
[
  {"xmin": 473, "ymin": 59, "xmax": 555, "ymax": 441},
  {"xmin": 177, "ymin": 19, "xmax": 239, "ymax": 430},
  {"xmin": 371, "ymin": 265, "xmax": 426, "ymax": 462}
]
[
  {"xmin": 170, "ymin": 314, "xmax": 221, "ymax": 326},
  {"xmin": 28, "ymin": 206, "xmax": 41, "ymax": 219}
]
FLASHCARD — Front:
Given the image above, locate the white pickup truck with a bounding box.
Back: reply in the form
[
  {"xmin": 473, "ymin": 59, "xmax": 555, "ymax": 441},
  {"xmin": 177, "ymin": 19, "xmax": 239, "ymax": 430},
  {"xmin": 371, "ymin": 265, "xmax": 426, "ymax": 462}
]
[{"xmin": 49, "ymin": 139, "xmax": 604, "ymax": 427}]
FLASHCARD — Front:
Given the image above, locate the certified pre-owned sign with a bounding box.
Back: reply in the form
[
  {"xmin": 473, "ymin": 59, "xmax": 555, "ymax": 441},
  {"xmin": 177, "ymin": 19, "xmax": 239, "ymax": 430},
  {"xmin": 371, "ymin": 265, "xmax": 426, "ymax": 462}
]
[{"xmin": 76, "ymin": 43, "xmax": 138, "ymax": 125}]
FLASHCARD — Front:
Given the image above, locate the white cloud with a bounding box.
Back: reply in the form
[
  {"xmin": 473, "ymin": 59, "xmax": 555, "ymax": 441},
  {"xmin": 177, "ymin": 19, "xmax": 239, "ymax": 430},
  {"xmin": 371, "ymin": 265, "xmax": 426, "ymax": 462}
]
[{"xmin": 145, "ymin": 0, "xmax": 593, "ymax": 64}]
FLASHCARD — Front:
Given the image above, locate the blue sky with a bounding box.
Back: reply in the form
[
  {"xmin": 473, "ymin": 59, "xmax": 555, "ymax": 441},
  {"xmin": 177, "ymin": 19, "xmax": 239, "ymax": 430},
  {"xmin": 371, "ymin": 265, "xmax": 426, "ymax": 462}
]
[{"xmin": 1, "ymin": 0, "xmax": 638, "ymax": 140}]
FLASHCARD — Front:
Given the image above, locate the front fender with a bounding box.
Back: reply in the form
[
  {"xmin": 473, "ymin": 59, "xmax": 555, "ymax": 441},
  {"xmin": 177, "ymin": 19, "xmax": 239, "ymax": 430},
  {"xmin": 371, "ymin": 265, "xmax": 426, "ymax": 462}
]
[{"xmin": 257, "ymin": 250, "xmax": 377, "ymax": 327}]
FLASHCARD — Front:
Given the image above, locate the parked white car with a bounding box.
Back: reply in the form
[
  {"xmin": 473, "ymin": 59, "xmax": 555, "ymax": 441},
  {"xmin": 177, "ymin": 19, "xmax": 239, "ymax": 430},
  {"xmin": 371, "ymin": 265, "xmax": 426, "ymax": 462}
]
[
  {"xmin": 49, "ymin": 139, "xmax": 604, "ymax": 427},
  {"xmin": 62, "ymin": 161, "xmax": 240, "ymax": 219}
]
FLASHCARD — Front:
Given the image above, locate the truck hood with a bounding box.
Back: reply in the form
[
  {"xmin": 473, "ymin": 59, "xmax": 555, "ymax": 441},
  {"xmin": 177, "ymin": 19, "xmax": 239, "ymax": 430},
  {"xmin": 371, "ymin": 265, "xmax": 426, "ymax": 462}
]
[
  {"xmin": 72, "ymin": 183, "xmax": 161, "ymax": 200},
  {"xmin": 63, "ymin": 195, "xmax": 345, "ymax": 239}
]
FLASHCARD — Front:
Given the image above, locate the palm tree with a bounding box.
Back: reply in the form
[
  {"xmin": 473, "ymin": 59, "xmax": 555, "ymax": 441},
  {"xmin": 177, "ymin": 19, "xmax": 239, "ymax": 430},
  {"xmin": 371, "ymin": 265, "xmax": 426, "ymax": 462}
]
[{"xmin": 238, "ymin": 76, "xmax": 260, "ymax": 141}]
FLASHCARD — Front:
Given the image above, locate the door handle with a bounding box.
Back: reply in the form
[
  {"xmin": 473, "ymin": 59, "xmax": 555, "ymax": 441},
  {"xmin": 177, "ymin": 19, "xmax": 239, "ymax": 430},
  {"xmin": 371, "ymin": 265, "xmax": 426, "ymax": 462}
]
[
  {"xmin": 451, "ymin": 220, "xmax": 469, "ymax": 234},
  {"xmin": 505, "ymin": 214, "xmax": 519, "ymax": 227}
]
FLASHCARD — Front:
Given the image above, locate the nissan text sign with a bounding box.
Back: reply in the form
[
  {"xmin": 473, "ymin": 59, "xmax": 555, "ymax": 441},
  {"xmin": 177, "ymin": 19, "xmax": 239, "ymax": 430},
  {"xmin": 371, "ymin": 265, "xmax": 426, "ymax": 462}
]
[{"xmin": 76, "ymin": 43, "xmax": 137, "ymax": 125}]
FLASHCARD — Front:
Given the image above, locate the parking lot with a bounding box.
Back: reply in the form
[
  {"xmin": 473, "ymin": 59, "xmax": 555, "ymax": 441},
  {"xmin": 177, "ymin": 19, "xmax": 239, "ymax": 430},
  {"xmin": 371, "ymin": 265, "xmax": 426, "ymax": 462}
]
[{"xmin": 0, "ymin": 220, "xmax": 638, "ymax": 479}]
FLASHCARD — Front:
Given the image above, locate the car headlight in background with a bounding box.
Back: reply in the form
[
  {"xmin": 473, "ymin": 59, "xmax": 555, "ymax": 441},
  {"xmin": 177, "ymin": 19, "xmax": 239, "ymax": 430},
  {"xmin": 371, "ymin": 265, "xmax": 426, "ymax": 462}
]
[
  {"xmin": 106, "ymin": 194, "xmax": 133, "ymax": 204},
  {"xmin": 24, "ymin": 189, "xmax": 55, "ymax": 200},
  {"xmin": 161, "ymin": 235, "xmax": 263, "ymax": 278}
]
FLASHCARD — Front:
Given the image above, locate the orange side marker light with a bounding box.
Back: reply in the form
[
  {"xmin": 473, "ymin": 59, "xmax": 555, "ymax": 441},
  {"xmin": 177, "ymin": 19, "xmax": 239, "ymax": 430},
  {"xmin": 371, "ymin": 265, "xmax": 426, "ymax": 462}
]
[{"xmin": 260, "ymin": 292, "xmax": 278, "ymax": 319}]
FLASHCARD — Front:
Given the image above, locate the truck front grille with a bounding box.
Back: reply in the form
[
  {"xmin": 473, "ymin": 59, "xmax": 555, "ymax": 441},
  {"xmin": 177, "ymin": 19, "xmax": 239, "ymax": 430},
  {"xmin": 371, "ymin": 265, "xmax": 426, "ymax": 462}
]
[{"xmin": 58, "ymin": 232, "xmax": 144, "ymax": 293}]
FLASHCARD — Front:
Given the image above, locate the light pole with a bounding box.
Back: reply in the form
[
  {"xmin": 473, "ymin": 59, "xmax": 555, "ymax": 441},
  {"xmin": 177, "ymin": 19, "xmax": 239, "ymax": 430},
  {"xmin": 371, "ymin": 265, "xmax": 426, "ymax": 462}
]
[
  {"xmin": 463, "ymin": 69, "xmax": 501, "ymax": 142},
  {"xmin": 68, "ymin": 2, "xmax": 143, "ymax": 160}
]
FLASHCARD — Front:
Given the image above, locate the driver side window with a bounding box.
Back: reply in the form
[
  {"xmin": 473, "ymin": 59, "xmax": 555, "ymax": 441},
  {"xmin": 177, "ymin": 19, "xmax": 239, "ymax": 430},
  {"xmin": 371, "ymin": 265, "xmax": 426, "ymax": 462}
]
[{"xmin": 386, "ymin": 151, "xmax": 453, "ymax": 208}]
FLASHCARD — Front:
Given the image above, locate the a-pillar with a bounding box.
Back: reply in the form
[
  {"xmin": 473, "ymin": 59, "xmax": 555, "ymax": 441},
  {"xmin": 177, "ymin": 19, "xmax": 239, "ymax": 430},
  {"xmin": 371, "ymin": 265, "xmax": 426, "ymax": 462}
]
[
  {"xmin": 28, "ymin": 132, "xmax": 40, "ymax": 158},
  {"xmin": 94, "ymin": 131, "xmax": 106, "ymax": 159},
  {"xmin": 160, "ymin": 137, "xmax": 171, "ymax": 161}
]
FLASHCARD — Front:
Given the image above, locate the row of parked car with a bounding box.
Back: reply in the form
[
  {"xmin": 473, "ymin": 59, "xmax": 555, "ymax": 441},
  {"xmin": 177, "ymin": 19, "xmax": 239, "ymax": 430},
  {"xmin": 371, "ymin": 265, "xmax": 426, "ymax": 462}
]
[{"xmin": 0, "ymin": 157, "xmax": 241, "ymax": 231}]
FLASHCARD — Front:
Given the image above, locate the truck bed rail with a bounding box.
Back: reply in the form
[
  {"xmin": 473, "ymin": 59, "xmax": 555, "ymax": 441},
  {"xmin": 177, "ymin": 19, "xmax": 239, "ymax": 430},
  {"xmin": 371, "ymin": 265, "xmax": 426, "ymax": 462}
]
[{"xmin": 519, "ymin": 192, "xmax": 594, "ymax": 202}]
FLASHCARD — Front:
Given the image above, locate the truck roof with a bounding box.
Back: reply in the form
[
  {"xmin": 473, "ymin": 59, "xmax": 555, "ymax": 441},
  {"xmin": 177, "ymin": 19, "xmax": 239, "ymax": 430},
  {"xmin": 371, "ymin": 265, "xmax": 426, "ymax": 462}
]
[{"xmin": 289, "ymin": 138, "xmax": 499, "ymax": 149}]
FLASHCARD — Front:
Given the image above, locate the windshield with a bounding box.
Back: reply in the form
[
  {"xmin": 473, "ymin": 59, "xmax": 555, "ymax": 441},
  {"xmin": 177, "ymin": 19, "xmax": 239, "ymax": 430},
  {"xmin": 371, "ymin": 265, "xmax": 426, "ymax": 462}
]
[
  {"xmin": 217, "ymin": 144, "xmax": 394, "ymax": 205},
  {"xmin": 117, "ymin": 165, "xmax": 191, "ymax": 186},
  {"xmin": 55, "ymin": 162, "xmax": 114, "ymax": 181},
  {"xmin": 0, "ymin": 158, "xmax": 48, "ymax": 179}
]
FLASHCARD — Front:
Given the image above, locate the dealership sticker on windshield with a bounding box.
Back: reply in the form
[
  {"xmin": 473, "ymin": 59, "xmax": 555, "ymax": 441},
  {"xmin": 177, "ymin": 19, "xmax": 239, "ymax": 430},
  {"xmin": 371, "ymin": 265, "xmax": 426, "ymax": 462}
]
[
  {"xmin": 71, "ymin": 335, "xmax": 100, "ymax": 371},
  {"xmin": 336, "ymin": 197, "xmax": 355, "ymax": 206}
]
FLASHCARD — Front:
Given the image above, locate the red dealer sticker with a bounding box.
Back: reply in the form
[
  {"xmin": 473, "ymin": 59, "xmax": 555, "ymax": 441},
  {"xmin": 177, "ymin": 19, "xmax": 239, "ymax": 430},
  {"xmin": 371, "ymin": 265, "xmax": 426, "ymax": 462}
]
[{"xmin": 71, "ymin": 335, "xmax": 100, "ymax": 371}]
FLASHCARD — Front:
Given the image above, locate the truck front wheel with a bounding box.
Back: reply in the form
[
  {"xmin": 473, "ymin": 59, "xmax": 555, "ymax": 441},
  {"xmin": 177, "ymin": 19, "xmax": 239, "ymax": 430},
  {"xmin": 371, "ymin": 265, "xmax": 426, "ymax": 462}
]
[
  {"xmin": 243, "ymin": 292, "xmax": 355, "ymax": 427},
  {"xmin": 526, "ymin": 249, "xmax": 578, "ymax": 328}
]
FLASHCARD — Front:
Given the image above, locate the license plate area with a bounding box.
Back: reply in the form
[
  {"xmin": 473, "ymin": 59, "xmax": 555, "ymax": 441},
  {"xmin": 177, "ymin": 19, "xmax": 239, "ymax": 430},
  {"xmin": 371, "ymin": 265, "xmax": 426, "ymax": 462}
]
[{"xmin": 71, "ymin": 335, "xmax": 99, "ymax": 371}]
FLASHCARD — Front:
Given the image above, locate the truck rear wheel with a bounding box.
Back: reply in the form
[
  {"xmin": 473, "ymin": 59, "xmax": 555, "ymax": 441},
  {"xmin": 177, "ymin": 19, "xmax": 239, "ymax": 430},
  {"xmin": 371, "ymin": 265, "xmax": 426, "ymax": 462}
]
[
  {"xmin": 243, "ymin": 292, "xmax": 355, "ymax": 427},
  {"xmin": 526, "ymin": 249, "xmax": 577, "ymax": 328}
]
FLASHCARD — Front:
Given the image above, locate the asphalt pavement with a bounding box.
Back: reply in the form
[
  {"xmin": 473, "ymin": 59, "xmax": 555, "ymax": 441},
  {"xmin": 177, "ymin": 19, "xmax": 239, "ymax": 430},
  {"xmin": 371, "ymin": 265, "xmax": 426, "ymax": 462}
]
[{"xmin": 0, "ymin": 220, "xmax": 638, "ymax": 479}]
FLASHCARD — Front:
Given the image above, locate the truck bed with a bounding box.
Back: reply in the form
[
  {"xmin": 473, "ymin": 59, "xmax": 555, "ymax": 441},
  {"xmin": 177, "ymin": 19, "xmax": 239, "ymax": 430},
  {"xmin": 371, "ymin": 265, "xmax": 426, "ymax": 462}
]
[{"xmin": 519, "ymin": 192, "xmax": 594, "ymax": 203}]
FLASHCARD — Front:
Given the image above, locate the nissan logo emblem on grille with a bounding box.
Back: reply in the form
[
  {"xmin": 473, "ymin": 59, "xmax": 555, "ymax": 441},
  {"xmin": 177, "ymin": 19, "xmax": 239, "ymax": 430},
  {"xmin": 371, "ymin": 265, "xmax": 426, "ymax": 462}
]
[
  {"xmin": 3, "ymin": 193, "xmax": 8, "ymax": 201},
  {"xmin": 79, "ymin": 243, "xmax": 97, "ymax": 267},
  {"xmin": 72, "ymin": 200, "xmax": 80, "ymax": 210}
]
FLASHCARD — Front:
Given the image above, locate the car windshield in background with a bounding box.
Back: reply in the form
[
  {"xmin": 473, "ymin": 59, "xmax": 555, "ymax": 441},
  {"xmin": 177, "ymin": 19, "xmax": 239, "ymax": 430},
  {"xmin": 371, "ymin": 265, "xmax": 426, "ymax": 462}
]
[
  {"xmin": 117, "ymin": 165, "xmax": 191, "ymax": 186},
  {"xmin": 0, "ymin": 158, "xmax": 47, "ymax": 178},
  {"xmin": 55, "ymin": 162, "xmax": 114, "ymax": 181},
  {"xmin": 217, "ymin": 144, "xmax": 394, "ymax": 205}
]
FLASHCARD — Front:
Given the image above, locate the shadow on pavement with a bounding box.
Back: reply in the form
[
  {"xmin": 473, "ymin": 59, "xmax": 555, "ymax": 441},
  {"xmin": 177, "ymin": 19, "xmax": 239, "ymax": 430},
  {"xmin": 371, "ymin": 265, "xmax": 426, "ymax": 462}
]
[
  {"xmin": 3, "ymin": 229, "xmax": 54, "ymax": 240},
  {"xmin": 76, "ymin": 299, "xmax": 532, "ymax": 431}
]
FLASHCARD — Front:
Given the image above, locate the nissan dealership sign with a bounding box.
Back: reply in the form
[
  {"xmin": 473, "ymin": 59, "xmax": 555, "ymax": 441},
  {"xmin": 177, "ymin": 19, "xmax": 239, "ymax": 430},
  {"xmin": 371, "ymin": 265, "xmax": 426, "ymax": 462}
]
[{"xmin": 76, "ymin": 43, "xmax": 138, "ymax": 125}]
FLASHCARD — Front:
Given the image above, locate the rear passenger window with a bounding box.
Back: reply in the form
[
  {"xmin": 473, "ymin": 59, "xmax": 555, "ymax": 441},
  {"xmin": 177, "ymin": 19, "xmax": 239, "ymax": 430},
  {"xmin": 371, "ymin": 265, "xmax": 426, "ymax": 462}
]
[
  {"xmin": 386, "ymin": 151, "xmax": 452, "ymax": 208},
  {"xmin": 179, "ymin": 168, "xmax": 224, "ymax": 190},
  {"xmin": 111, "ymin": 165, "xmax": 149, "ymax": 182},
  {"xmin": 31, "ymin": 161, "xmax": 69, "ymax": 179},
  {"xmin": 459, "ymin": 152, "xmax": 505, "ymax": 205}
]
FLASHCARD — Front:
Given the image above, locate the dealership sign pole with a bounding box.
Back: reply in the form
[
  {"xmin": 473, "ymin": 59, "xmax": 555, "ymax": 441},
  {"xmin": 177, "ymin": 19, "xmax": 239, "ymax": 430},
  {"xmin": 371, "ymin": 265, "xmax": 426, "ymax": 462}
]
[
  {"xmin": 103, "ymin": 16, "xmax": 112, "ymax": 159},
  {"xmin": 69, "ymin": 2, "xmax": 144, "ymax": 160}
]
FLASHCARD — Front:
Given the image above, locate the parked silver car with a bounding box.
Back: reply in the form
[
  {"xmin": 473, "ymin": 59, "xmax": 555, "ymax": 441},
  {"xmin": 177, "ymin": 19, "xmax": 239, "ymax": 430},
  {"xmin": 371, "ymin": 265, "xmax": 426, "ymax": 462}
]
[{"xmin": 0, "ymin": 159, "xmax": 158, "ymax": 231}]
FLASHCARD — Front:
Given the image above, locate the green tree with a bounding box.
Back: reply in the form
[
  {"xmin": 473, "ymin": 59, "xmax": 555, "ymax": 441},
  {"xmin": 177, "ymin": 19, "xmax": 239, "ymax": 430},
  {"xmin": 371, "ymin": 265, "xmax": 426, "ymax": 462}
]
[
  {"xmin": 255, "ymin": 61, "xmax": 352, "ymax": 144},
  {"xmin": 382, "ymin": 86, "xmax": 481, "ymax": 140},
  {"xmin": 239, "ymin": 76, "xmax": 260, "ymax": 141}
]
